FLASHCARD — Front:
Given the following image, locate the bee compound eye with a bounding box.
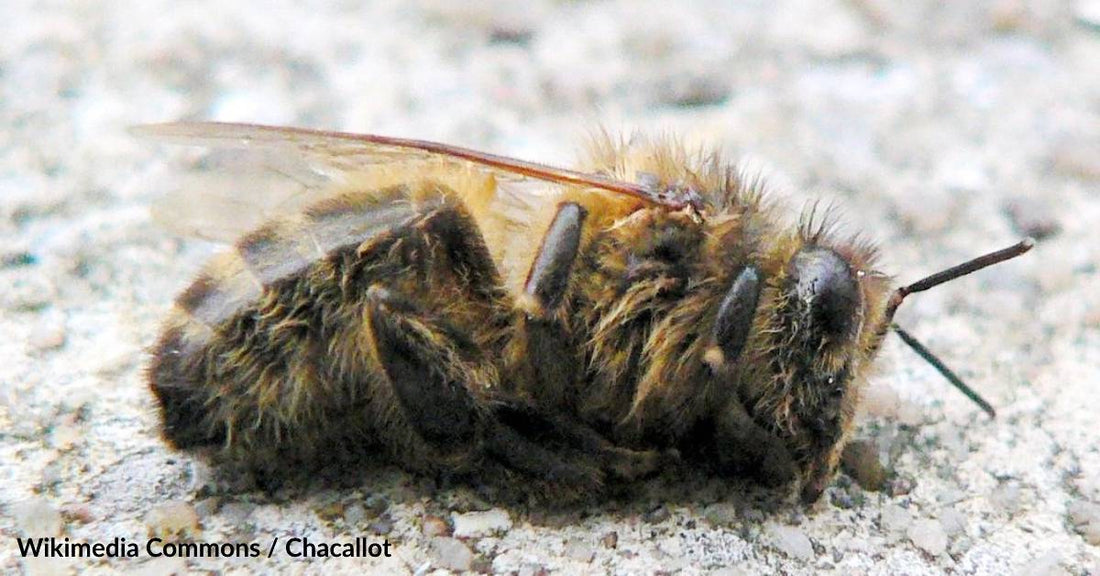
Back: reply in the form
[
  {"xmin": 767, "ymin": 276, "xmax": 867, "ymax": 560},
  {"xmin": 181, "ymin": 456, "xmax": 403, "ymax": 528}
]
[{"xmin": 789, "ymin": 248, "xmax": 861, "ymax": 339}]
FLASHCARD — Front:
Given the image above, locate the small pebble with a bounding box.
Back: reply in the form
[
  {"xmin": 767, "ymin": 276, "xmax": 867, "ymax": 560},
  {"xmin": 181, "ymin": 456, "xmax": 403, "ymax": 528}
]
[
  {"xmin": 29, "ymin": 323, "xmax": 67, "ymax": 351},
  {"xmin": 219, "ymin": 502, "xmax": 255, "ymax": 526},
  {"xmin": 888, "ymin": 477, "xmax": 915, "ymax": 497},
  {"xmin": 830, "ymin": 488, "xmax": 857, "ymax": 510},
  {"xmin": 12, "ymin": 499, "xmax": 64, "ymax": 536},
  {"xmin": 314, "ymin": 500, "xmax": 346, "ymax": 522},
  {"xmin": 60, "ymin": 504, "xmax": 93, "ymax": 525},
  {"xmin": 656, "ymin": 74, "xmax": 730, "ymax": 107},
  {"xmin": 1068, "ymin": 499, "xmax": 1100, "ymax": 527},
  {"xmin": 488, "ymin": 27, "xmax": 533, "ymax": 45},
  {"xmin": 766, "ymin": 524, "xmax": 813, "ymax": 561},
  {"xmin": 422, "ymin": 514, "xmax": 451, "ymax": 537},
  {"xmin": 989, "ymin": 483, "xmax": 1022, "ymax": 514},
  {"xmin": 1074, "ymin": 474, "xmax": 1100, "ymax": 501},
  {"xmin": 1079, "ymin": 522, "xmax": 1100, "ymax": 546},
  {"xmin": 343, "ymin": 503, "xmax": 366, "ymax": 526},
  {"xmin": 841, "ymin": 440, "xmax": 886, "ymax": 492},
  {"xmin": 369, "ymin": 516, "xmax": 394, "ymax": 535},
  {"xmin": 5, "ymin": 276, "xmax": 56, "ymax": 311},
  {"xmin": 938, "ymin": 509, "xmax": 967, "ymax": 536},
  {"xmin": 144, "ymin": 501, "xmax": 200, "ymax": 538},
  {"xmin": 1069, "ymin": 505, "xmax": 1100, "ymax": 547},
  {"xmin": 880, "ymin": 504, "xmax": 913, "ymax": 534},
  {"xmin": 563, "ymin": 539, "xmax": 595, "ymax": 562},
  {"xmin": 452, "ymin": 508, "xmax": 512, "ymax": 538},
  {"xmin": 364, "ymin": 494, "xmax": 389, "ymax": 516},
  {"xmin": 428, "ymin": 537, "xmax": 473, "ymax": 572},
  {"xmin": 600, "ymin": 531, "xmax": 618, "ymax": 549},
  {"xmin": 192, "ymin": 498, "xmax": 221, "ymax": 519},
  {"xmin": 48, "ymin": 423, "xmax": 81, "ymax": 451},
  {"xmin": 908, "ymin": 519, "xmax": 948, "ymax": 556},
  {"xmin": 990, "ymin": 0, "xmax": 1027, "ymax": 31},
  {"xmin": 739, "ymin": 507, "xmax": 765, "ymax": 524}
]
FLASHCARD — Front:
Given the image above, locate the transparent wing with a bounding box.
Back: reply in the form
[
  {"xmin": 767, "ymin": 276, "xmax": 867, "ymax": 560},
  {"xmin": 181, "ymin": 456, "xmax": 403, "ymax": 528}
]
[
  {"xmin": 132, "ymin": 122, "xmax": 683, "ymax": 242},
  {"xmin": 143, "ymin": 146, "xmax": 334, "ymax": 242}
]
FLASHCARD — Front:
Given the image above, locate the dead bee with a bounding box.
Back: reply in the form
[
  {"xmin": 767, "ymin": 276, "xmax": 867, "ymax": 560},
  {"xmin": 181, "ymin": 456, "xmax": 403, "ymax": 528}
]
[{"xmin": 135, "ymin": 122, "xmax": 1032, "ymax": 503}]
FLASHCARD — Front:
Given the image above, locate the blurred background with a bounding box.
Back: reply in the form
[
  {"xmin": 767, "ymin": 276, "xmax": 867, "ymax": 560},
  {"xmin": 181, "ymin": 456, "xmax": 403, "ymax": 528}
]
[{"xmin": 2, "ymin": 1, "xmax": 1098, "ymax": 574}]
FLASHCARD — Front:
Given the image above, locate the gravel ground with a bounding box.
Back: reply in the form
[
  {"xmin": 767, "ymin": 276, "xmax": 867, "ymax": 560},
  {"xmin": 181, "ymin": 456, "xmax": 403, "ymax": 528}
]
[{"xmin": 2, "ymin": 1, "xmax": 1099, "ymax": 574}]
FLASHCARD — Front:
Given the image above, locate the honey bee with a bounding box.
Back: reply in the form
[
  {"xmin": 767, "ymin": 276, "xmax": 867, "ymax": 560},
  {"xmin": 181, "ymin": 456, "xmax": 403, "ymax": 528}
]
[{"xmin": 136, "ymin": 122, "xmax": 1032, "ymax": 504}]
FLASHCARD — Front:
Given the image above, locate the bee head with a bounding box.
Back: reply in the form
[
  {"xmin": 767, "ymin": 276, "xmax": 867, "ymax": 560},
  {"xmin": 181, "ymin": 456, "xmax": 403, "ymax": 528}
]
[
  {"xmin": 707, "ymin": 226, "xmax": 889, "ymax": 503},
  {"xmin": 718, "ymin": 230, "xmax": 1032, "ymax": 502}
]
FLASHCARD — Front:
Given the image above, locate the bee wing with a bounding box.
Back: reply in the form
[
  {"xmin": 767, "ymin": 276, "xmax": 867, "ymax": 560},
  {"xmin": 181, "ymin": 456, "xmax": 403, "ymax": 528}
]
[{"xmin": 133, "ymin": 122, "xmax": 687, "ymax": 242}]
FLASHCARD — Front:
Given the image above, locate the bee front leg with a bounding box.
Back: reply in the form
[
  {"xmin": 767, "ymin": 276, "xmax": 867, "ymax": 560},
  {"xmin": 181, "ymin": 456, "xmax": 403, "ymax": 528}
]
[
  {"xmin": 703, "ymin": 265, "xmax": 797, "ymax": 487},
  {"xmin": 711, "ymin": 397, "xmax": 797, "ymax": 488}
]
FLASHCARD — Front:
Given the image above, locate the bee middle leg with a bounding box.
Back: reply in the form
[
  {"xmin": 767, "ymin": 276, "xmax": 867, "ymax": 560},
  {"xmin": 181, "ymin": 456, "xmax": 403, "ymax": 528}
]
[
  {"xmin": 514, "ymin": 202, "xmax": 588, "ymax": 405},
  {"xmin": 365, "ymin": 284, "xmax": 610, "ymax": 492},
  {"xmin": 511, "ymin": 202, "xmax": 668, "ymax": 480}
]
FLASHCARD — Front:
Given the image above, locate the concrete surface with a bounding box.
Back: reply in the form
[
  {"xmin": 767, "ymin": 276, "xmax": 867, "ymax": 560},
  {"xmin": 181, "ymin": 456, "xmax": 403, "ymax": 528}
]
[{"xmin": 1, "ymin": 0, "xmax": 1098, "ymax": 574}]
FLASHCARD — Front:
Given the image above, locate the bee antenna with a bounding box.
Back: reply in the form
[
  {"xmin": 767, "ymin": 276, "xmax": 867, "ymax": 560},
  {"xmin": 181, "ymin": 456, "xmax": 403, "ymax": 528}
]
[
  {"xmin": 875, "ymin": 238, "xmax": 1034, "ymax": 418},
  {"xmin": 882, "ymin": 238, "xmax": 1034, "ymax": 323},
  {"xmin": 891, "ymin": 324, "xmax": 997, "ymax": 418}
]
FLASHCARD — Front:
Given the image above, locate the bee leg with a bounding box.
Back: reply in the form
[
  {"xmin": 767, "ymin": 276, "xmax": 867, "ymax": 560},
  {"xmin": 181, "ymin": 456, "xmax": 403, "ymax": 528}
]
[
  {"xmin": 481, "ymin": 419, "xmax": 604, "ymax": 491},
  {"xmin": 365, "ymin": 285, "xmax": 482, "ymax": 455},
  {"xmin": 493, "ymin": 402, "xmax": 670, "ymax": 481},
  {"xmin": 712, "ymin": 398, "xmax": 797, "ymax": 488},
  {"xmin": 538, "ymin": 413, "xmax": 671, "ymax": 481},
  {"xmin": 417, "ymin": 199, "xmax": 503, "ymax": 303},
  {"xmin": 704, "ymin": 266, "xmax": 761, "ymax": 370},
  {"xmin": 365, "ymin": 285, "xmax": 604, "ymax": 491},
  {"xmin": 511, "ymin": 202, "xmax": 668, "ymax": 479},
  {"xmin": 523, "ymin": 202, "xmax": 587, "ymax": 315},
  {"xmin": 515, "ymin": 202, "xmax": 586, "ymax": 393}
]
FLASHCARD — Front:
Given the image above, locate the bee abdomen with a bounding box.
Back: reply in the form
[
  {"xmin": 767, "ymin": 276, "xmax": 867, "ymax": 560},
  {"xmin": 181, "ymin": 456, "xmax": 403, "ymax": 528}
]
[
  {"xmin": 148, "ymin": 185, "xmax": 456, "ymax": 456},
  {"xmin": 147, "ymin": 317, "xmax": 225, "ymax": 449},
  {"xmin": 148, "ymin": 250, "xmax": 267, "ymax": 449},
  {"xmin": 174, "ymin": 187, "xmax": 425, "ymax": 330}
]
